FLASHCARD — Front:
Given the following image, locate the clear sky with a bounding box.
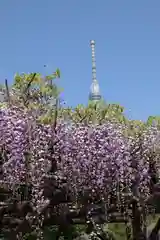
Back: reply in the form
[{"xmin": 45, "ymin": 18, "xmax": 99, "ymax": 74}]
[{"xmin": 0, "ymin": 1, "xmax": 160, "ymax": 120}]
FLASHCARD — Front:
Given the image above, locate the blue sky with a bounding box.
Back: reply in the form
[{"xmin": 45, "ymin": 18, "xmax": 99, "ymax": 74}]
[{"xmin": 0, "ymin": 1, "xmax": 160, "ymax": 120}]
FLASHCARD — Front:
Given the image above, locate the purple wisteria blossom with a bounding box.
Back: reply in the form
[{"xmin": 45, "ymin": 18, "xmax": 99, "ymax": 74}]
[{"xmin": 0, "ymin": 106, "xmax": 159, "ymax": 210}]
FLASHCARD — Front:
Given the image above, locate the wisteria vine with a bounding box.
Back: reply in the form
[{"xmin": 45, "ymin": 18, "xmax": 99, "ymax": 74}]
[
  {"xmin": 0, "ymin": 105, "xmax": 160, "ymax": 238},
  {"xmin": 0, "ymin": 106, "xmax": 158, "ymax": 202}
]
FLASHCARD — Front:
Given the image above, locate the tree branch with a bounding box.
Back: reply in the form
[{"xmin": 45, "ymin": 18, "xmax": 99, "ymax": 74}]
[
  {"xmin": 23, "ymin": 73, "xmax": 37, "ymax": 106},
  {"xmin": 5, "ymin": 79, "xmax": 11, "ymax": 105}
]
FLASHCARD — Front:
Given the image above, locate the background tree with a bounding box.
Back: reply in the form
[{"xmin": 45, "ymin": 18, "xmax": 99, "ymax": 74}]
[
  {"xmin": 147, "ymin": 116, "xmax": 160, "ymax": 127},
  {"xmin": 60, "ymin": 101, "xmax": 127, "ymax": 125},
  {"xmin": 0, "ymin": 69, "xmax": 62, "ymax": 125}
]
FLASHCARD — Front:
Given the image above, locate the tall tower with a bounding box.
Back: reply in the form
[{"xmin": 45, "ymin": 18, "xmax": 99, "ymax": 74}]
[{"xmin": 89, "ymin": 40, "xmax": 101, "ymax": 101}]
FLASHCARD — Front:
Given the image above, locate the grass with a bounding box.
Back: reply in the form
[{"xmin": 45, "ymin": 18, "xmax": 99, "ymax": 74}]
[
  {"xmin": 107, "ymin": 223, "xmax": 127, "ymax": 240},
  {"xmin": 106, "ymin": 214, "xmax": 160, "ymax": 240}
]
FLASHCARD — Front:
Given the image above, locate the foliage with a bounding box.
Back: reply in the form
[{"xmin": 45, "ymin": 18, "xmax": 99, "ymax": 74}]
[
  {"xmin": 13, "ymin": 70, "xmax": 60, "ymax": 107},
  {"xmin": 1, "ymin": 71, "xmax": 160, "ymax": 239},
  {"xmin": 60, "ymin": 101, "xmax": 127, "ymax": 126},
  {"xmin": 0, "ymin": 70, "xmax": 63, "ymax": 126},
  {"xmin": 147, "ymin": 115, "xmax": 160, "ymax": 128}
]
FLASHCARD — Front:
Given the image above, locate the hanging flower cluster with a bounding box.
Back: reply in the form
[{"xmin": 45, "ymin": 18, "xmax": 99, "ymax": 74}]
[
  {"xmin": 0, "ymin": 106, "xmax": 159, "ymax": 210},
  {"xmin": 55, "ymin": 123, "xmax": 151, "ymax": 203}
]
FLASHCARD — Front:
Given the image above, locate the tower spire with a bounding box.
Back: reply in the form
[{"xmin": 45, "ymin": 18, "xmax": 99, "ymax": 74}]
[{"xmin": 89, "ymin": 40, "xmax": 101, "ymax": 101}]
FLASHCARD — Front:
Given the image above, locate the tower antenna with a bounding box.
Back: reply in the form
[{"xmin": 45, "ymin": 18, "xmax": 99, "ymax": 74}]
[{"xmin": 89, "ymin": 40, "xmax": 101, "ymax": 101}]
